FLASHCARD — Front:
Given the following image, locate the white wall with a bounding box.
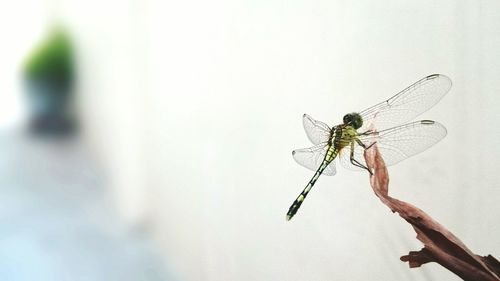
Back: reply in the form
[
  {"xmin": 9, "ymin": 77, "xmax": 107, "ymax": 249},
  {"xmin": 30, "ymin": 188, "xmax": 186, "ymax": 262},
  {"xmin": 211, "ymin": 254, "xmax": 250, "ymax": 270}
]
[
  {"xmin": 0, "ymin": 0, "xmax": 49, "ymax": 129},
  {"xmin": 69, "ymin": 0, "xmax": 151, "ymax": 224},
  {"xmin": 144, "ymin": 1, "xmax": 500, "ymax": 280}
]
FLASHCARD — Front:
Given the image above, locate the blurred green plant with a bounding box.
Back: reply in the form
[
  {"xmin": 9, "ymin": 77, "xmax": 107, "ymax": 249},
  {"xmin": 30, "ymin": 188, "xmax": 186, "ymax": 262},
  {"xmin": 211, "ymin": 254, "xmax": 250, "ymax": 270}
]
[{"xmin": 24, "ymin": 28, "xmax": 74, "ymax": 83}]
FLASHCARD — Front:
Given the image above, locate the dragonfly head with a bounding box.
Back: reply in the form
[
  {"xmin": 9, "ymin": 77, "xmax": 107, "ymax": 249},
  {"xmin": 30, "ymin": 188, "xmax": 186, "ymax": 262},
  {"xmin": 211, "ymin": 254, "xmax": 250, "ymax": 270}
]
[{"xmin": 343, "ymin": 112, "xmax": 363, "ymax": 129}]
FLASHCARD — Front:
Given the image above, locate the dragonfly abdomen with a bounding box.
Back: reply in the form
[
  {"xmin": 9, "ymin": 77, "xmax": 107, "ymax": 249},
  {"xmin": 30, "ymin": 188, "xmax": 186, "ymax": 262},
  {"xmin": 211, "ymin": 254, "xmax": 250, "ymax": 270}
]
[{"xmin": 286, "ymin": 146, "xmax": 338, "ymax": 220}]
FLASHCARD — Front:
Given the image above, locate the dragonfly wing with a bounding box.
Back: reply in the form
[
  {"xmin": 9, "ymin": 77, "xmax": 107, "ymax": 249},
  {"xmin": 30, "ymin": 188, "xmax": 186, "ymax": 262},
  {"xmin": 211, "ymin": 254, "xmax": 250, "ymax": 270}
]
[
  {"xmin": 303, "ymin": 114, "xmax": 331, "ymax": 145},
  {"xmin": 292, "ymin": 143, "xmax": 337, "ymax": 176},
  {"xmin": 338, "ymin": 145, "xmax": 365, "ymax": 171},
  {"xmin": 358, "ymin": 74, "xmax": 451, "ymax": 133},
  {"xmin": 339, "ymin": 120, "xmax": 447, "ymax": 170}
]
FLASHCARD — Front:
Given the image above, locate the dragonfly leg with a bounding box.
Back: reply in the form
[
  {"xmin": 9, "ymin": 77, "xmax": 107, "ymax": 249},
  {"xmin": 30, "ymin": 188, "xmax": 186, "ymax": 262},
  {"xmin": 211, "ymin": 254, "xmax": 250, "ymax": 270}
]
[
  {"xmin": 365, "ymin": 141, "xmax": 376, "ymax": 150},
  {"xmin": 350, "ymin": 142, "xmax": 373, "ymax": 175},
  {"xmin": 358, "ymin": 129, "xmax": 373, "ymax": 136},
  {"xmin": 356, "ymin": 139, "xmax": 376, "ymax": 150}
]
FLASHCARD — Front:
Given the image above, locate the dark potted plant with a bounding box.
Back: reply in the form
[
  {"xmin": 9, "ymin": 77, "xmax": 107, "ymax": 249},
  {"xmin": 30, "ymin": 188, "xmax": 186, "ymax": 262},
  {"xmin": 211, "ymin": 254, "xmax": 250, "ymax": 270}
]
[{"xmin": 23, "ymin": 27, "xmax": 76, "ymax": 135}]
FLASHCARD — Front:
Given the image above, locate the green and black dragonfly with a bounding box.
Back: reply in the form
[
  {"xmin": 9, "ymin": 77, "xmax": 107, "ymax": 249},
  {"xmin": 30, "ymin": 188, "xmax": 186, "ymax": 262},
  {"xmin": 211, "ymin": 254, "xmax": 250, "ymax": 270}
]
[{"xmin": 287, "ymin": 74, "xmax": 451, "ymax": 221}]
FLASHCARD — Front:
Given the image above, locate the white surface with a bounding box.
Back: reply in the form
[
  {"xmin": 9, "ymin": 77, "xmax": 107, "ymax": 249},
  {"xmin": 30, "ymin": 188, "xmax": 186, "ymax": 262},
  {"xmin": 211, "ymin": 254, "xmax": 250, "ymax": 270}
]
[
  {"xmin": 143, "ymin": 1, "xmax": 500, "ymax": 280},
  {"xmin": 0, "ymin": 133, "xmax": 173, "ymax": 281}
]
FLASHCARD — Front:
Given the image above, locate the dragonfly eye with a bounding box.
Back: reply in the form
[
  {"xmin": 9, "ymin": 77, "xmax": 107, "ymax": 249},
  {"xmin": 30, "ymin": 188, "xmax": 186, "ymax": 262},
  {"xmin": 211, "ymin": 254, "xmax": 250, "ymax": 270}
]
[
  {"xmin": 351, "ymin": 113, "xmax": 363, "ymax": 129},
  {"xmin": 343, "ymin": 113, "xmax": 363, "ymax": 129},
  {"xmin": 343, "ymin": 114, "xmax": 352, "ymax": 124}
]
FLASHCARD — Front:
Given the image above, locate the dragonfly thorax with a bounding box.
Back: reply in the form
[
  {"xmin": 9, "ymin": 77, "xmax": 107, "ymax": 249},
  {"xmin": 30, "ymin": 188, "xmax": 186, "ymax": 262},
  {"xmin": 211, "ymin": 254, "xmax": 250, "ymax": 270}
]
[
  {"xmin": 334, "ymin": 125, "xmax": 358, "ymax": 149},
  {"xmin": 343, "ymin": 112, "xmax": 363, "ymax": 129}
]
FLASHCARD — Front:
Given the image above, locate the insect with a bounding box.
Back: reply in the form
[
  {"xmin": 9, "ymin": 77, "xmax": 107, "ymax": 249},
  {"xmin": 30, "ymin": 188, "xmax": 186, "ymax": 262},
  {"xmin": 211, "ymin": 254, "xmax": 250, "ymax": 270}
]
[{"xmin": 287, "ymin": 74, "xmax": 452, "ymax": 221}]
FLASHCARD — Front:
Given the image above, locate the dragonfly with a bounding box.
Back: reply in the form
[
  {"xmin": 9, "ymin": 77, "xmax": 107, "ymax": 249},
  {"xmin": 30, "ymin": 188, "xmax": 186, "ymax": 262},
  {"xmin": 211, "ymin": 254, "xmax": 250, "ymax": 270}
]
[{"xmin": 286, "ymin": 74, "xmax": 452, "ymax": 221}]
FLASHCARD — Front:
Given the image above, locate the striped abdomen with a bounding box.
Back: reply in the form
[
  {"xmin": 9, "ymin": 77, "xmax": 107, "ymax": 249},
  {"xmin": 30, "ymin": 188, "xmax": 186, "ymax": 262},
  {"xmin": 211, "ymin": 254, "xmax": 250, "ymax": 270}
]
[{"xmin": 286, "ymin": 145, "xmax": 338, "ymax": 220}]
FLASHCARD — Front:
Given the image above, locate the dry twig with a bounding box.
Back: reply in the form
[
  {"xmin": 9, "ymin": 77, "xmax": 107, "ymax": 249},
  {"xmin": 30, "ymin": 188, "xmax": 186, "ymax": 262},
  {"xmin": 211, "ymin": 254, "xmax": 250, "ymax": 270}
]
[{"xmin": 363, "ymin": 145, "xmax": 500, "ymax": 281}]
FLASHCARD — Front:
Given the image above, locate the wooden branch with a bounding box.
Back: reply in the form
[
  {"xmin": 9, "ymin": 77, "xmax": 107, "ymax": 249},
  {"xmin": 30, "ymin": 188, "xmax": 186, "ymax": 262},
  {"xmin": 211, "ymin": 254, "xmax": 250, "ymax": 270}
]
[{"xmin": 363, "ymin": 145, "xmax": 500, "ymax": 281}]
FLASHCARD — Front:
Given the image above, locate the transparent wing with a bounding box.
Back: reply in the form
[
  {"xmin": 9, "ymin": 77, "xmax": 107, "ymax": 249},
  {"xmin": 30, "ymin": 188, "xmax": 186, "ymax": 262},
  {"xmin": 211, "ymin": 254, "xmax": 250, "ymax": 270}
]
[
  {"xmin": 338, "ymin": 146, "xmax": 364, "ymax": 172},
  {"xmin": 303, "ymin": 114, "xmax": 331, "ymax": 145},
  {"xmin": 358, "ymin": 74, "xmax": 452, "ymax": 133},
  {"xmin": 339, "ymin": 120, "xmax": 447, "ymax": 171},
  {"xmin": 292, "ymin": 143, "xmax": 337, "ymax": 176}
]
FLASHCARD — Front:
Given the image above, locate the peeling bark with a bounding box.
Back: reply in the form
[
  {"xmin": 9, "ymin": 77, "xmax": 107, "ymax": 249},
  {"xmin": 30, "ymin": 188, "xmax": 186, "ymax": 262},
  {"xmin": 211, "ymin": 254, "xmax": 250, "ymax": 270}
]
[{"xmin": 363, "ymin": 145, "xmax": 500, "ymax": 281}]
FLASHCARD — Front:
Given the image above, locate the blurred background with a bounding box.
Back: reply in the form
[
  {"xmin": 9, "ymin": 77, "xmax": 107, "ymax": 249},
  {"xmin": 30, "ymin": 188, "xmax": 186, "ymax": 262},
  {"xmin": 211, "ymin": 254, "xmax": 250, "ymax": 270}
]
[{"xmin": 0, "ymin": 0, "xmax": 499, "ymax": 280}]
